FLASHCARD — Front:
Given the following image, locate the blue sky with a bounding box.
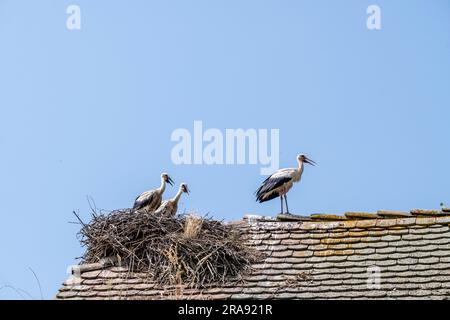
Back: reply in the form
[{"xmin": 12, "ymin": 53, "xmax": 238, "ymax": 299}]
[{"xmin": 0, "ymin": 0, "xmax": 449, "ymax": 299}]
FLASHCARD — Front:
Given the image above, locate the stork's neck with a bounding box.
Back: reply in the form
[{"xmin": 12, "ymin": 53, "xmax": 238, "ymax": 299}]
[
  {"xmin": 172, "ymin": 188, "xmax": 183, "ymax": 204},
  {"xmin": 297, "ymin": 159, "xmax": 305, "ymax": 174},
  {"xmin": 159, "ymin": 178, "xmax": 166, "ymax": 194}
]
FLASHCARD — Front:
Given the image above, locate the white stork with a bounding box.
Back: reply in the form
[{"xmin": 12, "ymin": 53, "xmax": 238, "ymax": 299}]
[
  {"xmin": 255, "ymin": 154, "xmax": 315, "ymax": 214},
  {"xmin": 133, "ymin": 173, "xmax": 174, "ymax": 212},
  {"xmin": 154, "ymin": 183, "xmax": 189, "ymax": 216}
]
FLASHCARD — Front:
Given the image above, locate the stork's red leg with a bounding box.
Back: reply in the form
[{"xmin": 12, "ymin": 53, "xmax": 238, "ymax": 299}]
[
  {"xmin": 280, "ymin": 195, "xmax": 284, "ymax": 214},
  {"xmin": 285, "ymin": 194, "xmax": 290, "ymax": 214}
]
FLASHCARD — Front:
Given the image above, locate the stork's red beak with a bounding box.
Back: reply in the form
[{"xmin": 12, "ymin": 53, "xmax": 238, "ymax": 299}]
[{"xmin": 304, "ymin": 156, "xmax": 316, "ymax": 166}]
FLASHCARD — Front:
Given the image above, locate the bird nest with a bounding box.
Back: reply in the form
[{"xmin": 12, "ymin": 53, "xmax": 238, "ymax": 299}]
[{"xmin": 74, "ymin": 209, "xmax": 260, "ymax": 287}]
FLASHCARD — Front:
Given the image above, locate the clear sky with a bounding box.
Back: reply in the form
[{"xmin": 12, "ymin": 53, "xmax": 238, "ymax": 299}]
[{"xmin": 0, "ymin": 0, "xmax": 449, "ymax": 299}]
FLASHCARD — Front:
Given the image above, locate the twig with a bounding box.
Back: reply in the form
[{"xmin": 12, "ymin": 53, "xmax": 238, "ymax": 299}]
[{"xmin": 28, "ymin": 267, "xmax": 44, "ymax": 300}]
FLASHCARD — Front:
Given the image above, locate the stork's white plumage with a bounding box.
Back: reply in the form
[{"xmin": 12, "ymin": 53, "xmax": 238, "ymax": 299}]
[
  {"xmin": 155, "ymin": 183, "xmax": 189, "ymax": 216},
  {"xmin": 133, "ymin": 173, "xmax": 174, "ymax": 212},
  {"xmin": 255, "ymin": 154, "xmax": 315, "ymax": 214}
]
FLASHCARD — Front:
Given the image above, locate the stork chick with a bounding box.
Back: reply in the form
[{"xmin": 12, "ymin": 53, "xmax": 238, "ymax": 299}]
[
  {"xmin": 133, "ymin": 173, "xmax": 174, "ymax": 212},
  {"xmin": 255, "ymin": 154, "xmax": 315, "ymax": 214},
  {"xmin": 155, "ymin": 183, "xmax": 189, "ymax": 216}
]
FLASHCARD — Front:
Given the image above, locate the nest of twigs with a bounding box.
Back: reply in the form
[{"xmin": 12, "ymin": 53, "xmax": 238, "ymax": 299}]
[{"xmin": 74, "ymin": 209, "xmax": 259, "ymax": 287}]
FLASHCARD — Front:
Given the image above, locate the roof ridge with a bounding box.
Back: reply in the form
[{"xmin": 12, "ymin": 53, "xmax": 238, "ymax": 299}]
[{"xmin": 244, "ymin": 208, "xmax": 450, "ymax": 223}]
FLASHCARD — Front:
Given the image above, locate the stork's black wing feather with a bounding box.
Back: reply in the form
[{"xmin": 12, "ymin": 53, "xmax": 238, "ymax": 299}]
[
  {"xmin": 255, "ymin": 176, "xmax": 292, "ymax": 203},
  {"xmin": 133, "ymin": 192, "xmax": 156, "ymax": 210}
]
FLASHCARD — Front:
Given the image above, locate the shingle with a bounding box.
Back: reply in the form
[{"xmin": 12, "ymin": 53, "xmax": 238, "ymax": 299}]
[
  {"xmin": 415, "ymin": 217, "xmax": 437, "ymax": 225},
  {"xmin": 410, "ymin": 227, "xmax": 433, "ymax": 234},
  {"xmin": 284, "ymin": 257, "xmax": 307, "ymax": 264},
  {"xmin": 292, "ymin": 250, "xmax": 313, "ymax": 258},
  {"xmin": 300, "ymin": 238, "xmax": 321, "ymax": 245},
  {"xmin": 56, "ymin": 291, "xmax": 78, "ymax": 299},
  {"xmin": 280, "ymin": 239, "xmax": 301, "ymax": 245},
  {"xmin": 314, "ymin": 249, "xmax": 354, "ymax": 257},
  {"xmin": 311, "ymin": 262, "xmax": 335, "ymax": 269},
  {"xmin": 409, "ymin": 251, "xmax": 432, "ymax": 259},
  {"xmin": 411, "ymin": 209, "xmax": 442, "ymax": 215},
  {"xmin": 388, "ymin": 229, "xmax": 409, "ymax": 236},
  {"xmin": 262, "ymin": 257, "xmax": 286, "ymax": 264},
  {"xmin": 328, "ymin": 231, "xmax": 349, "ymax": 238},
  {"xmin": 395, "ymin": 217, "xmax": 417, "ymax": 226},
  {"xmin": 355, "ymin": 219, "xmax": 378, "ymax": 228},
  {"xmin": 389, "ymin": 240, "xmax": 411, "ymax": 247},
  {"xmin": 81, "ymin": 270, "xmax": 102, "ymax": 279},
  {"xmin": 367, "ymin": 229, "xmax": 389, "ymax": 237},
  {"xmin": 82, "ymin": 279, "xmax": 105, "ymax": 285},
  {"xmin": 325, "ymin": 255, "xmax": 348, "ymax": 262},
  {"xmin": 262, "ymin": 239, "xmax": 281, "ymax": 245},
  {"xmin": 78, "ymin": 291, "xmax": 98, "ymax": 298},
  {"xmin": 347, "ymin": 255, "xmax": 370, "ymax": 262},
  {"xmin": 377, "ymin": 210, "xmax": 411, "ymax": 218},
  {"xmin": 96, "ymin": 290, "xmax": 121, "ymax": 297},
  {"xmin": 327, "ymin": 243, "xmax": 350, "ymax": 250},
  {"xmin": 409, "ymin": 289, "xmax": 433, "ymax": 297},
  {"xmin": 376, "ymin": 247, "xmax": 396, "ymax": 254},
  {"xmin": 287, "ymin": 244, "xmax": 309, "ymax": 250},
  {"xmin": 423, "ymin": 233, "xmax": 449, "ymax": 240},
  {"xmin": 310, "ymin": 232, "xmax": 330, "ymax": 239},
  {"xmin": 397, "ymin": 258, "xmax": 419, "ymax": 265},
  {"xmin": 354, "ymin": 248, "xmax": 376, "ymax": 255},
  {"xmin": 289, "ymin": 232, "xmax": 309, "ymax": 239},
  {"xmin": 308, "ymin": 244, "xmax": 328, "ymax": 251},
  {"xmin": 427, "ymin": 225, "xmax": 450, "ymax": 233},
  {"xmin": 419, "ymin": 257, "xmax": 440, "ymax": 264},
  {"xmin": 366, "ymin": 242, "xmax": 389, "ymax": 249},
  {"xmin": 270, "ymin": 233, "xmax": 290, "ymax": 240},
  {"xmin": 348, "ymin": 231, "xmax": 369, "ymax": 237},
  {"xmin": 252, "ymin": 233, "xmax": 271, "ymax": 240},
  {"xmin": 380, "ymin": 235, "xmax": 402, "ymax": 242},
  {"xmin": 401, "ymin": 234, "xmax": 422, "ymax": 241},
  {"xmin": 337, "ymin": 221, "xmax": 357, "ymax": 229},
  {"xmin": 435, "ymin": 216, "xmax": 450, "ymax": 224},
  {"xmin": 246, "ymin": 239, "xmax": 263, "ymax": 246},
  {"xmin": 374, "ymin": 259, "xmax": 397, "ymax": 267},
  {"xmin": 376, "ymin": 219, "xmax": 398, "ymax": 228},
  {"xmin": 360, "ymin": 236, "xmax": 383, "ymax": 243},
  {"xmin": 270, "ymin": 245, "xmax": 288, "ymax": 252},
  {"xmin": 254, "ymin": 245, "xmax": 269, "ymax": 251},
  {"xmin": 321, "ymin": 237, "xmax": 360, "ymax": 244},
  {"xmin": 272, "ymin": 263, "xmax": 294, "ymax": 270},
  {"xmin": 396, "ymin": 245, "xmax": 421, "ymax": 253},
  {"xmin": 387, "ymin": 265, "xmax": 409, "ymax": 272},
  {"xmin": 387, "ymin": 253, "xmax": 410, "ymax": 260}
]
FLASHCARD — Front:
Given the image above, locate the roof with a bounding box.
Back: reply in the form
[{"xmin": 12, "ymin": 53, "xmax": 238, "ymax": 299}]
[{"xmin": 57, "ymin": 208, "xmax": 450, "ymax": 300}]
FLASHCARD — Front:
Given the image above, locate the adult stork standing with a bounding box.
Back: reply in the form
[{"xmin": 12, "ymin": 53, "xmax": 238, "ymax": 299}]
[
  {"xmin": 154, "ymin": 183, "xmax": 189, "ymax": 216},
  {"xmin": 133, "ymin": 173, "xmax": 174, "ymax": 212},
  {"xmin": 255, "ymin": 154, "xmax": 316, "ymax": 214}
]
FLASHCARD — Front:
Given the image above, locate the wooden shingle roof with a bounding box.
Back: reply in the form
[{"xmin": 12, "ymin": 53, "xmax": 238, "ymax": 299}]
[{"xmin": 57, "ymin": 209, "xmax": 450, "ymax": 300}]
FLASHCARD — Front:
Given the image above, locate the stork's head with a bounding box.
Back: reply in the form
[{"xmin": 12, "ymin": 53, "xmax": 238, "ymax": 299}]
[
  {"xmin": 297, "ymin": 154, "xmax": 316, "ymax": 166},
  {"xmin": 180, "ymin": 183, "xmax": 190, "ymax": 195},
  {"xmin": 161, "ymin": 173, "xmax": 174, "ymax": 186}
]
